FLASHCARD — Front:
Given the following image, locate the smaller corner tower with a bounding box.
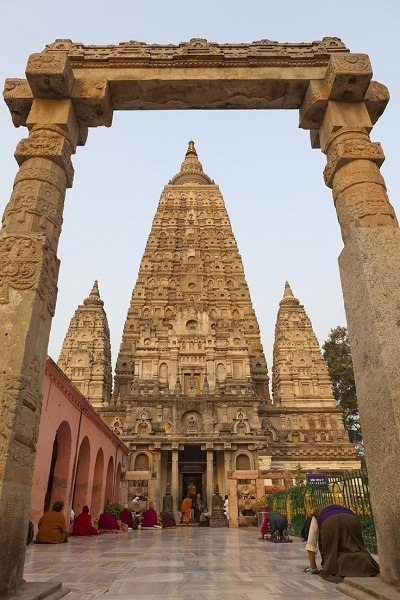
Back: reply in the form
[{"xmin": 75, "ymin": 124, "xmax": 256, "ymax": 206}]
[
  {"xmin": 268, "ymin": 281, "xmax": 360, "ymax": 473},
  {"xmin": 58, "ymin": 280, "xmax": 112, "ymax": 407}
]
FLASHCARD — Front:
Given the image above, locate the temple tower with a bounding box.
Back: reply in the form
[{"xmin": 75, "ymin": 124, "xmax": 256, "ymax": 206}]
[
  {"xmin": 113, "ymin": 141, "xmax": 269, "ymax": 401},
  {"xmin": 102, "ymin": 141, "xmax": 270, "ymax": 514},
  {"xmin": 58, "ymin": 280, "xmax": 112, "ymax": 407},
  {"xmin": 265, "ymin": 282, "xmax": 359, "ymax": 472}
]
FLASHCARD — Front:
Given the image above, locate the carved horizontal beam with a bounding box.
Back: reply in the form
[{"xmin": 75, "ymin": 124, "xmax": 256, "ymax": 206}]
[{"xmin": 2, "ymin": 38, "xmax": 388, "ymax": 131}]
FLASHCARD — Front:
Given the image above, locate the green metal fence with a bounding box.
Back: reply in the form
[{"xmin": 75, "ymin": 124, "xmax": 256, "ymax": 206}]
[{"xmin": 265, "ymin": 469, "xmax": 377, "ymax": 553}]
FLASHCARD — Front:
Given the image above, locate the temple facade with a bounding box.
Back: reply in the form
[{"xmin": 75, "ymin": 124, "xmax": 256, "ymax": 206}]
[{"xmin": 61, "ymin": 142, "xmax": 359, "ymax": 516}]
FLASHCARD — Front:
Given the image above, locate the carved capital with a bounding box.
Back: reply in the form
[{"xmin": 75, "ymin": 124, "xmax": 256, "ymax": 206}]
[
  {"xmin": 72, "ymin": 80, "xmax": 113, "ymax": 127},
  {"xmin": 3, "ymin": 79, "xmax": 33, "ymax": 127},
  {"xmin": 319, "ymin": 102, "xmax": 372, "ymax": 152},
  {"xmin": 364, "ymin": 81, "xmax": 390, "ymax": 124},
  {"xmin": 324, "ymin": 53, "xmax": 372, "ymax": 101},
  {"xmin": 15, "ymin": 130, "xmax": 74, "ymax": 188},
  {"xmin": 26, "ymin": 52, "xmax": 75, "ymax": 98},
  {"xmin": 324, "ymin": 138, "xmax": 384, "ymax": 188},
  {"xmin": 26, "ymin": 99, "xmax": 80, "ymax": 151}
]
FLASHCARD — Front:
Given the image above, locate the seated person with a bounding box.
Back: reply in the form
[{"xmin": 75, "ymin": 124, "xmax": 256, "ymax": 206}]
[
  {"xmin": 141, "ymin": 501, "xmax": 158, "ymax": 527},
  {"xmin": 119, "ymin": 505, "xmax": 134, "ymax": 528},
  {"xmin": 160, "ymin": 511, "xmax": 176, "ymax": 528},
  {"xmin": 35, "ymin": 501, "xmax": 67, "ymax": 544},
  {"xmin": 72, "ymin": 506, "xmax": 98, "ymax": 536},
  {"xmin": 199, "ymin": 507, "xmax": 210, "ymax": 527},
  {"xmin": 306, "ymin": 504, "xmax": 379, "ymax": 582},
  {"xmin": 98, "ymin": 507, "xmax": 120, "ymax": 533},
  {"xmin": 260, "ymin": 509, "xmax": 288, "ymax": 540}
]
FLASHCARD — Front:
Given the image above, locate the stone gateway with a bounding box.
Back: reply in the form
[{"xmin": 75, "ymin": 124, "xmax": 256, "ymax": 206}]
[{"xmin": 1, "ymin": 37, "xmax": 400, "ymax": 596}]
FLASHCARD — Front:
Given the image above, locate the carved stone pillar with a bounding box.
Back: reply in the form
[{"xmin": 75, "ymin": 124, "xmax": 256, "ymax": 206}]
[
  {"xmin": 206, "ymin": 448, "xmax": 214, "ymax": 510},
  {"xmin": 0, "ymin": 98, "xmax": 81, "ymax": 593},
  {"xmin": 171, "ymin": 448, "xmax": 179, "ymax": 521},
  {"xmin": 301, "ymin": 54, "xmax": 400, "ymax": 586}
]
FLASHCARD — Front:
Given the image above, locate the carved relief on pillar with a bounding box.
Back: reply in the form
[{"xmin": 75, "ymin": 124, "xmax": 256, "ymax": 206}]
[
  {"xmin": 323, "ymin": 135, "xmax": 385, "ymax": 188},
  {"xmin": 15, "ymin": 130, "xmax": 74, "ymax": 188}
]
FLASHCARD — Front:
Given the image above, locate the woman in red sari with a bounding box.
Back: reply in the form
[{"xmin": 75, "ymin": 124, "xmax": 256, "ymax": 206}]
[{"xmin": 72, "ymin": 506, "xmax": 98, "ymax": 536}]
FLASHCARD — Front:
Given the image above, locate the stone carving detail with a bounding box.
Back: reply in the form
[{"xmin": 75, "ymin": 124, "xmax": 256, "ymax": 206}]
[
  {"xmin": 15, "ymin": 131, "xmax": 74, "ymax": 188},
  {"xmin": 26, "ymin": 52, "xmax": 75, "ymax": 98},
  {"xmin": 324, "ymin": 139, "xmax": 385, "ymax": 188},
  {"xmin": 14, "ymin": 162, "xmax": 67, "ymax": 194},
  {"xmin": 3, "ymin": 180, "xmax": 64, "ymax": 243},
  {"xmin": 72, "ymin": 80, "xmax": 113, "ymax": 127},
  {"xmin": 41, "ymin": 37, "xmax": 349, "ymax": 67},
  {"xmin": 0, "ymin": 237, "xmax": 43, "ymax": 303},
  {"xmin": 335, "ymin": 184, "xmax": 398, "ymax": 242},
  {"xmin": 3, "ymin": 79, "xmax": 33, "ymax": 127}
]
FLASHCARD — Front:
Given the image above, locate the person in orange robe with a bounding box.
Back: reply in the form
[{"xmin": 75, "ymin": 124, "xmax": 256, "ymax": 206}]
[
  {"xmin": 180, "ymin": 495, "xmax": 192, "ymax": 526},
  {"xmin": 35, "ymin": 501, "xmax": 68, "ymax": 544},
  {"xmin": 72, "ymin": 506, "xmax": 98, "ymax": 536}
]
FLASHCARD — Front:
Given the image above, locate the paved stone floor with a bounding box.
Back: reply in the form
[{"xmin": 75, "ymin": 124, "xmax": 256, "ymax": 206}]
[{"xmin": 24, "ymin": 528, "xmax": 346, "ymax": 599}]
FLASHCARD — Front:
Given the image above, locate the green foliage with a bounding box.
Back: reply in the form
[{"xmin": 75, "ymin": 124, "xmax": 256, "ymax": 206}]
[
  {"xmin": 105, "ymin": 501, "xmax": 124, "ymax": 519},
  {"xmin": 322, "ymin": 326, "xmax": 363, "ymax": 454}
]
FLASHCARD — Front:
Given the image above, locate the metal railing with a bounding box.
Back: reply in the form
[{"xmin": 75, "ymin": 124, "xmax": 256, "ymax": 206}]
[{"xmin": 265, "ymin": 469, "xmax": 377, "ymax": 553}]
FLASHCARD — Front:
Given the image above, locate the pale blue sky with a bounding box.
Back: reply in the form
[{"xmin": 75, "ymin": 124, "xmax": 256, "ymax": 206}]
[{"xmin": 1, "ymin": 0, "xmax": 399, "ymax": 380}]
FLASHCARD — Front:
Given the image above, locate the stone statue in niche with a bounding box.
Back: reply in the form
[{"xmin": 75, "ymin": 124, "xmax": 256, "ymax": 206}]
[{"xmin": 188, "ymin": 414, "xmax": 197, "ymax": 428}]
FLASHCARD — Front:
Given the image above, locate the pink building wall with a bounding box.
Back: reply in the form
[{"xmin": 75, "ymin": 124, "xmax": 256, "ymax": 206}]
[{"xmin": 30, "ymin": 357, "xmax": 129, "ymax": 532}]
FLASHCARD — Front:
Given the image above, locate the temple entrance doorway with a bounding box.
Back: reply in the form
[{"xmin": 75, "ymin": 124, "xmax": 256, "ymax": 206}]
[{"xmin": 179, "ymin": 445, "xmax": 206, "ymax": 505}]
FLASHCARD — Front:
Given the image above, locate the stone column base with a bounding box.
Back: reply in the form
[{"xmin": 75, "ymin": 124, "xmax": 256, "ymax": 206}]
[
  {"xmin": 336, "ymin": 577, "xmax": 400, "ymax": 599},
  {"xmin": 3, "ymin": 582, "xmax": 69, "ymax": 600}
]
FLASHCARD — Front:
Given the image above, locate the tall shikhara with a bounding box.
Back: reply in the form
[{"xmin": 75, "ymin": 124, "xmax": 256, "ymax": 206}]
[
  {"xmin": 113, "ymin": 141, "xmax": 269, "ymax": 402},
  {"xmin": 58, "ymin": 281, "xmax": 112, "ymax": 407}
]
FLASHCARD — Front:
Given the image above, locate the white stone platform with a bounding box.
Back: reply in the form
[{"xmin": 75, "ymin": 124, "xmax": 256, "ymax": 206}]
[{"xmin": 24, "ymin": 528, "xmax": 346, "ymax": 599}]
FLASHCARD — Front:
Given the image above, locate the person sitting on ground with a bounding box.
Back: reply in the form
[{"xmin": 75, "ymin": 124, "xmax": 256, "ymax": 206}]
[
  {"xmin": 305, "ymin": 504, "xmax": 380, "ymax": 582},
  {"xmin": 98, "ymin": 507, "xmax": 120, "ymax": 533},
  {"xmin": 35, "ymin": 501, "xmax": 68, "ymax": 544},
  {"xmin": 180, "ymin": 494, "xmax": 192, "ymax": 526},
  {"xmin": 141, "ymin": 501, "xmax": 158, "ymax": 527},
  {"xmin": 72, "ymin": 506, "xmax": 98, "ymax": 536},
  {"xmin": 260, "ymin": 508, "xmax": 288, "ymax": 540},
  {"xmin": 199, "ymin": 507, "xmax": 210, "ymax": 527},
  {"xmin": 119, "ymin": 504, "xmax": 134, "ymax": 528},
  {"xmin": 160, "ymin": 511, "xmax": 176, "ymax": 528}
]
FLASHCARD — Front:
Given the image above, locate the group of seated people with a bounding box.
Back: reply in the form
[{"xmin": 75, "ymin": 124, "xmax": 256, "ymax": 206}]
[
  {"xmin": 34, "ymin": 500, "xmax": 179, "ymax": 542},
  {"xmin": 259, "ymin": 504, "xmax": 380, "ymax": 583}
]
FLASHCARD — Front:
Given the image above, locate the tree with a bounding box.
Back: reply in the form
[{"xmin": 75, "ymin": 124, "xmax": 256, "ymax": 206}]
[{"xmin": 322, "ymin": 326, "xmax": 364, "ymax": 457}]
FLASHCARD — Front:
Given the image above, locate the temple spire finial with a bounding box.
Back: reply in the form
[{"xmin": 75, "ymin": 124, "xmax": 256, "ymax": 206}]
[
  {"xmin": 284, "ymin": 281, "xmax": 294, "ymax": 299},
  {"xmin": 84, "ymin": 279, "xmax": 104, "ymax": 306},
  {"xmin": 186, "ymin": 139, "xmax": 197, "ymax": 157},
  {"xmin": 280, "ymin": 281, "xmax": 299, "ymax": 306}
]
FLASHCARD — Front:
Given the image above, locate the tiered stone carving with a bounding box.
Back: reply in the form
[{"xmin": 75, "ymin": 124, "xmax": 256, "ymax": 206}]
[
  {"xmin": 265, "ymin": 282, "xmax": 358, "ymax": 470},
  {"xmin": 58, "ymin": 281, "xmax": 112, "ymax": 407},
  {"xmin": 112, "ymin": 141, "xmax": 269, "ymax": 403}
]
